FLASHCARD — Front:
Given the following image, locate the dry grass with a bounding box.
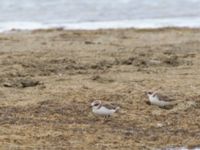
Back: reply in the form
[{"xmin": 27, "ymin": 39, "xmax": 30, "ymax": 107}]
[{"xmin": 0, "ymin": 28, "xmax": 200, "ymax": 149}]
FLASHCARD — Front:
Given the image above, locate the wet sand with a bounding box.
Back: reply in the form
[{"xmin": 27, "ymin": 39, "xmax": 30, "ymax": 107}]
[{"xmin": 0, "ymin": 28, "xmax": 200, "ymax": 149}]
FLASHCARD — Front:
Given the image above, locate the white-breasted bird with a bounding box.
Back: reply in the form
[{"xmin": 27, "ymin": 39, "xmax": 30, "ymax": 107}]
[
  {"xmin": 90, "ymin": 100, "xmax": 120, "ymax": 117},
  {"xmin": 146, "ymin": 91, "xmax": 178, "ymax": 108}
]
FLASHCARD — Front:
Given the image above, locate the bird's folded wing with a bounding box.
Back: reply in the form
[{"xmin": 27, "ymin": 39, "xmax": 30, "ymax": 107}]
[
  {"xmin": 157, "ymin": 93, "xmax": 175, "ymax": 102},
  {"xmin": 103, "ymin": 104, "xmax": 117, "ymax": 110}
]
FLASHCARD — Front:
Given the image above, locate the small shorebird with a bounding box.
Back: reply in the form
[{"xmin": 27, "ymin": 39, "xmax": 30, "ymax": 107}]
[
  {"xmin": 91, "ymin": 100, "xmax": 120, "ymax": 117},
  {"xmin": 146, "ymin": 91, "xmax": 178, "ymax": 108}
]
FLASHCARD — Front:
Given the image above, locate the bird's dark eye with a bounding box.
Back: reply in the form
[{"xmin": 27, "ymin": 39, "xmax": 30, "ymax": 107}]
[
  {"xmin": 94, "ymin": 103, "xmax": 99, "ymax": 106},
  {"xmin": 148, "ymin": 92, "xmax": 152, "ymax": 94}
]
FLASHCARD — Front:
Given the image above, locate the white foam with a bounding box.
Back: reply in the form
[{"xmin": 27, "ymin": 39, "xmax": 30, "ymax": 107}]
[
  {"xmin": 62, "ymin": 17, "xmax": 200, "ymax": 29},
  {"xmin": 0, "ymin": 17, "xmax": 200, "ymax": 32},
  {"xmin": 0, "ymin": 22, "xmax": 54, "ymax": 32}
]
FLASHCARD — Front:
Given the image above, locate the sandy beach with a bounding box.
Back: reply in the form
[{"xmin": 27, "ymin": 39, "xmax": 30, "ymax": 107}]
[{"xmin": 0, "ymin": 28, "xmax": 200, "ymax": 149}]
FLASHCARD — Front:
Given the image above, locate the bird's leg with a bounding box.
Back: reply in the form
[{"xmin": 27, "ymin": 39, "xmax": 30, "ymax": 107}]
[
  {"xmin": 103, "ymin": 115, "xmax": 110, "ymax": 123},
  {"xmin": 108, "ymin": 115, "xmax": 111, "ymax": 119},
  {"xmin": 101, "ymin": 116, "xmax": 106, "ymax": 123},
  {"xmin": 105, "ymin": 115, "xmax": 108, "ymax": 120}
]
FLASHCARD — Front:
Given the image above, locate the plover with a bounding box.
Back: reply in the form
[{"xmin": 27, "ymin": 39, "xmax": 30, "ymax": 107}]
[
  {"xmin": 146, "ymin": 91, "xmax": 178, "ymax": 108},
  {"xmin": 91, "ymin": 100, "xmax": 120, "ymax": 117}
]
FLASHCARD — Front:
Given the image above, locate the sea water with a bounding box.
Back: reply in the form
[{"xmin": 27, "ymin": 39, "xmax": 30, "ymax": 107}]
[{"xmin": 0, "ymin": 0, "xmax": 199, "ymax": 31}]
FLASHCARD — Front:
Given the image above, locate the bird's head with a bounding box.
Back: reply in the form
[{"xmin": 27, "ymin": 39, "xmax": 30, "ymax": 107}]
[
  {"xmin": 91, "ymin": 100, "xmax": 102, "ymax": 108},
  {"xmin": 146, "ymin": 91, "xmax": 154, "ymax": 97}
]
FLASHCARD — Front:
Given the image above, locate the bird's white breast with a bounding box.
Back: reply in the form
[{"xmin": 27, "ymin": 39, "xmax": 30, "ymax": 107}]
[
  {"xmin": 92, "ymin": 106, "xmax": 115, "ymax": 116},
  {"xmin": 149, "ymin": 95, "xmax": 159, "ymax": 103},
  {"xmin": 149, "ymin": 95, "xmax": 171, "ymax": 107}
]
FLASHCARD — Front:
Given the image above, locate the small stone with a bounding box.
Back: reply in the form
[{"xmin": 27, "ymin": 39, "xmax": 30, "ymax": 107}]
[
  {"xmin": 157, "ymin": 123, "xmax": 164, "ymax": 128},
  {"xmin": 3, "ymin": 82, "xmax": 13, "ymax": 87}
]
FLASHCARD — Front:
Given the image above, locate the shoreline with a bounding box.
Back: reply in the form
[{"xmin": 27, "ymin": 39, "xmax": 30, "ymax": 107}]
[
  {"xmin": 2, "ymin": 17, "xmax": 200, "ymax": 32},
  {"xmin": 3, "ymin": 26, "xmax": 200, "ymax": 33}
]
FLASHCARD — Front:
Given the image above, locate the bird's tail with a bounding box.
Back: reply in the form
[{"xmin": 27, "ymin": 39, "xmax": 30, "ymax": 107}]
[
  {"xmin": 115, "ymin": 107, "xmax": 120, "ymax": 112},
  {"xmin": 162, "ymin": 100, "xmax": 184, "ymax": 108},
  {"xmin": 171, "ymin": 100, "xmax": 185, "ymax": 105}
]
